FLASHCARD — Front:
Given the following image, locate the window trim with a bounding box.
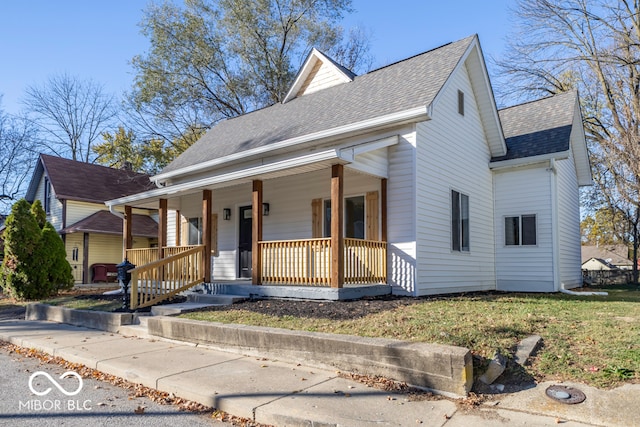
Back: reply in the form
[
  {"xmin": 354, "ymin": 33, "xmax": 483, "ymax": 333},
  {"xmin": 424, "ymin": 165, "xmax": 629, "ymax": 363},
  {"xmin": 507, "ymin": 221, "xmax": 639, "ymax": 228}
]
[
  {"xmin": 504, "ymin": 214, "xmax": 537, "ymax": 247},
  {"xmin": 44, "ymin": 177, "xmax": 52, "ymax": 214},
  {"xmin": 457, "ymin": 90, "xmax": 464, "ymax": 116},
  {"xmin": 451, "ymin": 189, "xmax": 470, "ymax": 252}
]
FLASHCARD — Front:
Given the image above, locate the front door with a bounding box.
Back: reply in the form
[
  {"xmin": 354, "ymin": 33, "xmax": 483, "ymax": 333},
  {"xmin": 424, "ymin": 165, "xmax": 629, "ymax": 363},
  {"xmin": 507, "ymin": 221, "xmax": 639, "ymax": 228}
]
[{"xmin": 238, "ymin": 206, "xmax": 252, "ymax": 278}]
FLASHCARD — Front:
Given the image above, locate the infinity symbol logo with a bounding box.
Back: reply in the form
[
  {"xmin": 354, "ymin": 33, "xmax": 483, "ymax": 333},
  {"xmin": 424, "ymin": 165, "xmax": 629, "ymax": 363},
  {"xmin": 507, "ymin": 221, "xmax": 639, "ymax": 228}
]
[{"xmin": 28, "ymin": 371, "xmax": 83, "ymax": 396}]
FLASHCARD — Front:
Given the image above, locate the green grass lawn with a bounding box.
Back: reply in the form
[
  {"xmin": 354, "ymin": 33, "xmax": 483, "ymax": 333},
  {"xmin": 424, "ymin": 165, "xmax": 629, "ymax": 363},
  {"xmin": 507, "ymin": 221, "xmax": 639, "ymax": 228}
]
[{"xmin": 181, "ymin": 284, "xmax": 640, "ymax": 388}]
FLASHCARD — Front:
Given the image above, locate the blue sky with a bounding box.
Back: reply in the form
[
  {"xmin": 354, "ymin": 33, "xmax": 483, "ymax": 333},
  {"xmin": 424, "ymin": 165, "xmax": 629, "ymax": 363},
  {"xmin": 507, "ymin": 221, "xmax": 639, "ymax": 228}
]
[{"xmin": 0, "ymin": 0, "xmax": 512, "ymax": 116}]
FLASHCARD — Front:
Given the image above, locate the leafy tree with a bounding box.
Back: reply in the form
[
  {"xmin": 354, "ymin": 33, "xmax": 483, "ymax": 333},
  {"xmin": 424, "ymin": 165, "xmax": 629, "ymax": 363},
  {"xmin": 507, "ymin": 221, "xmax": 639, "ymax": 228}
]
[
  {"xmin": 496, "ymin": 0, "xmax": 640, "ymax": 283},
  {"xmin": 0, "ymin": 199, "xmax": 72, "ymax": 299},
  {"xmin": 129, "ymin": 0, "xmax": 372, "ymax": 149},
  {"xmin": 93, "ymin": 127, "xmax": 146, "ymax": 172},
  {"xmin": 24, "ymin": 73, "xmax": 117, "ymax": 163},
  {"xmin": 0, "ymin": 98, "xmax": 37, "ymax": 214},
  {"xmin": 93, "ymin": 125, "xmax": 205, "ymax": 174},
  {"xmin": 581, "ymin": 208, "xmax": 631, "ymax": 246}
]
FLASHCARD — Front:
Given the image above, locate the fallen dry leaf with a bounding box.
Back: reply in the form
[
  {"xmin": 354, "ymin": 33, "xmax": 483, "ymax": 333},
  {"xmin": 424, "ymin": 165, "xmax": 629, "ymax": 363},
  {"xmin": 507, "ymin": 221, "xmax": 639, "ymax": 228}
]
[{"xmin": 134, "ymin": 406, "xmax": 145, "ymax": 414}]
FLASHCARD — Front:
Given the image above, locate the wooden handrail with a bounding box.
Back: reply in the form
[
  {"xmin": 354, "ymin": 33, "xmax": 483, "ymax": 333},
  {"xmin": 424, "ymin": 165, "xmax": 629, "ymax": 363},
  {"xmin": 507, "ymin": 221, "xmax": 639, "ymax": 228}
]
[{"xmin": 130, "ymin": 245, "xmax": 205, "ymax": 309}]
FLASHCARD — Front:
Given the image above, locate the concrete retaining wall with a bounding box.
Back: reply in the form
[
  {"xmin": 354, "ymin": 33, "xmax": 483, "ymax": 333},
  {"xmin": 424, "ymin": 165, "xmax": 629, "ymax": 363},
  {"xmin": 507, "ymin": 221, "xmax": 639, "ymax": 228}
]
[
  {"xmin": 26, "ymin": 303, "xmax": 133, "ymax": 333},
  {"xmin": 147, "ymin": 316, "xmax": 473, "ymax": 397}
]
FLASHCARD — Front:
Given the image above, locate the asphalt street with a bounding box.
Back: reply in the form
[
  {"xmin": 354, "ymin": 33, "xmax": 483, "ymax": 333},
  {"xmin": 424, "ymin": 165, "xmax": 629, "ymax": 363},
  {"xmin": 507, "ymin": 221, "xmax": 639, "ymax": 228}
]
[{"xmin": 0, "ymin": 348, "xmax": 231, "ymax": 427}]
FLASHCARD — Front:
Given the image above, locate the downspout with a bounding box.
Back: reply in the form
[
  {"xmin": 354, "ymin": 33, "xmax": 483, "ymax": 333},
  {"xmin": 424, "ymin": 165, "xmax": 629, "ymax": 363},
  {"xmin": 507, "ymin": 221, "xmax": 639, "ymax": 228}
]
[
  {"xmin": 549, "ymin": 159, "xmax": 561, "ymax": 292},
  {"xmin": 109, "ymin": 204, "xmax": 125, "ymax": 220},
  {"xmin": 549, "ymin": 159, "xmax": 608, "ymax": 297}
]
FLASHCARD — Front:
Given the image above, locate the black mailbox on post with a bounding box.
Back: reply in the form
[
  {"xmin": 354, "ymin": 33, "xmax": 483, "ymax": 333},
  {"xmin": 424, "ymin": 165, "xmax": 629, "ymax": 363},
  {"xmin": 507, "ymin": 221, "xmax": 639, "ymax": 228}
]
[{"xmin": 116, "ymin": 259, "xmax": 135, "ymax": 310}]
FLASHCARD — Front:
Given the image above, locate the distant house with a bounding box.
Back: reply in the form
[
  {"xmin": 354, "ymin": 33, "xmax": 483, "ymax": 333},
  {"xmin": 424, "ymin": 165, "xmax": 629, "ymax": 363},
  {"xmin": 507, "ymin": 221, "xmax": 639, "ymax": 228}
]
[
  {"xmin": 105, "ymin": 35, "xmax": 591, "ymax": 308},
  {"xmin": 581, "ymin": 245, "xmax": 632, "ymax": 270},
  {"xmin": 25, "ymin": 154, "xmax": 158, "ymax": 283}
]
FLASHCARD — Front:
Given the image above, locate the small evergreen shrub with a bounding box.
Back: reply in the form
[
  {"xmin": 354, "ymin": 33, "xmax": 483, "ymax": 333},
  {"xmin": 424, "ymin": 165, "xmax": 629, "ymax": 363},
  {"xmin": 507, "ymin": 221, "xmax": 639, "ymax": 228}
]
[{"xmin": 0, "ymin": 199, "xmax": 73, "ymax": 299}]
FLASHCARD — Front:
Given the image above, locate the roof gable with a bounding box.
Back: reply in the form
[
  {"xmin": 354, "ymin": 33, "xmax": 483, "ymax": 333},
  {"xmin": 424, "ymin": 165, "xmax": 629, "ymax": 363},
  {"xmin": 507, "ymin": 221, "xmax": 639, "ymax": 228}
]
[
  {"xmin": 494, "ymin": 90, "xmax": 592, "ymax": 185},
  {"xmin": 283, "ymin": 49, "xmax": 356, "ymax": 103},
  {"xmin": 157, "ymin": 35, "xmax": 477, "ymax": 182},
  {"xmin": 25, "ymin": 154, "xmax": 155, "ymax": 204}
]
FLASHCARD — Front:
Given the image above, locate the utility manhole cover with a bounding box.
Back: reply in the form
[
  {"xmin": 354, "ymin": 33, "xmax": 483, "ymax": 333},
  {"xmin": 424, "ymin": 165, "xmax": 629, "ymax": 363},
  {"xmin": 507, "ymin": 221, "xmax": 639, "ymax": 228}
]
[{"xmin": 545, "ymin": 385, "xmax": 586, "ymax": 404}]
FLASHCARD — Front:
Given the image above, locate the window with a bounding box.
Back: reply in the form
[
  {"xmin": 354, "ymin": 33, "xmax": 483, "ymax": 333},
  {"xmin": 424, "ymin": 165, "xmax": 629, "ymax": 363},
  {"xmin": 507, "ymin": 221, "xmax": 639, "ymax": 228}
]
[
  {"xmin": 505, "ymin": 215, "xmax": 537, "ymax": 246},
  {"xmin": 323, "ymin": 195, "xmax": 365, "ymax": 239},
  {"xmin": 187, "ymin": 217, "xmax": 202, "ymax": 245},
  {"xmin": 458, "ymin": 90, "xmax": 464, "ymax": 116},
  {"xmin": 451, "ymin": 190, "xmax": 469, "ymax": 252},
  {"xmin": 44, "ymin": 178, "xmax": 52, "ymax": 214}
]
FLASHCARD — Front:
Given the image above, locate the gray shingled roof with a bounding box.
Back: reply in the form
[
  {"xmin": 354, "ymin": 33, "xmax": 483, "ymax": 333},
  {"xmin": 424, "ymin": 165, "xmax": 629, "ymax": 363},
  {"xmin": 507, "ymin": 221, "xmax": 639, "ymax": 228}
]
[
  {"xmin": 494, "ymin": 91, "xmax": 577, "ymax": 162},
  {"xmin": 161, "ymin": 36, "xmax": 476, "ymax": 175}
]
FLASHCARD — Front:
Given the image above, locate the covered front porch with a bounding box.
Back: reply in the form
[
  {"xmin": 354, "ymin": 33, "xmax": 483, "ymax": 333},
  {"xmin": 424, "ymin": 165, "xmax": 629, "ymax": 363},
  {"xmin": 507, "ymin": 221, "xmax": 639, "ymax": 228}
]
[{"xmin": 110, "ymin": 147, "xmax": 393, "ymax": 309}]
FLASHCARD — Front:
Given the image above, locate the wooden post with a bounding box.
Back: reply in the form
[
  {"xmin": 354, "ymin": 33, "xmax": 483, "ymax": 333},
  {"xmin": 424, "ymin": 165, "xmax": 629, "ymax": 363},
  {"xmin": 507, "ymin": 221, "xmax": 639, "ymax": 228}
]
[
  {"xmin": 331, "ymin": 164, "xmax": 344, "ymax": 288},
  {"xmin": 381, "ymin": 179, "xmax": 388, "ymax": 242},
  {"xmin": 158, "ymin": 199, "xmax": 167, "ymax": 259},
  {"xmin": 175, "ymin": 209, "xmax": 181, "ymax": 246},
  {"xmin": 202, "ymin": 190, "xmax": 212, "ymax": 283},
  {"xmin": 124, "ymin": 205, "xmax": 133, "ymax": 260},
  {"xmin": 252, "ymin": 180, "xmax": 263, "ymax": 285}
]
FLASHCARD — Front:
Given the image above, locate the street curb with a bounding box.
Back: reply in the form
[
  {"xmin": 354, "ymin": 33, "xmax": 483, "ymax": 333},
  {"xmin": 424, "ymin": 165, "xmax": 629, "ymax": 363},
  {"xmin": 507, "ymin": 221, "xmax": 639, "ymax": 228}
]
[
  {"xmin": 25, "ymin": 303, "xmax": 133, "ymax": 333},
  {"xmin": 148, "ymin": 316, "xmax": 473, "ymax": 397}
]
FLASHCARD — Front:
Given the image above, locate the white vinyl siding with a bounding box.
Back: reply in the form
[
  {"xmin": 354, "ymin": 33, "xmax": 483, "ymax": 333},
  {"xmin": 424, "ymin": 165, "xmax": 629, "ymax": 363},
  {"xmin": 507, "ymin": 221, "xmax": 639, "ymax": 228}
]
[
  {"xmin": 556, "ymin": 154, "xmax": 583, "ymax": 288},
  {"xmin": 414, "ymin": 62, "xmax": 496, "ymax": 295},
  {"xmin": 387, "ymin": 130, "xmax": 417, "ymax": 295},
  {"xmin": 298, "ymin": 59, "xmax": 348, "ymax": 97},
  {"xmin": 494, "ymin": 166, "xmax": 554, "ymax": 291}
]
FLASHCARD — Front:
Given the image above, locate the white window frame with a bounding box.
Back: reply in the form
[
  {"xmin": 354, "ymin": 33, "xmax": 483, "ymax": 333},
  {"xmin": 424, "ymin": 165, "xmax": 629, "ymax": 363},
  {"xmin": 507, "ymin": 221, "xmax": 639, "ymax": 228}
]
[
  {"xmin": 504, "ymin": 214, "xmax": 537, "ymax": 246},
  {"xmin": 451, "ymin": 189, "xmax": 470, "ymax": 252}
]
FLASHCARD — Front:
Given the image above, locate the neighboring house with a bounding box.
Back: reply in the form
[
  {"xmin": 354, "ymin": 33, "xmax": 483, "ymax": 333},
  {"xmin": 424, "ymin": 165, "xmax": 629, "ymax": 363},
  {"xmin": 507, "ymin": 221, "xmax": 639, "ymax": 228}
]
[
  {"xmin": 25, "ymin": 154, "xmax": 158, "ymax": 283},
  {"xmin": 581, "ymin": 245, "xmax": 632, "ymax": 270},
  {"xmin": 106, "ymin": 34, "xmax": 591, "ymax": 304}
]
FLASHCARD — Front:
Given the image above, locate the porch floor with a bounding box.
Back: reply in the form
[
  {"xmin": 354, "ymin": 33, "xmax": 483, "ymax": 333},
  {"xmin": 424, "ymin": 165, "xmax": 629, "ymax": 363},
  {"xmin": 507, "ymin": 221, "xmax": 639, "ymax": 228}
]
[{"xmin": 189, "ymin": 280, "xmax": 391, "ymax": 301}]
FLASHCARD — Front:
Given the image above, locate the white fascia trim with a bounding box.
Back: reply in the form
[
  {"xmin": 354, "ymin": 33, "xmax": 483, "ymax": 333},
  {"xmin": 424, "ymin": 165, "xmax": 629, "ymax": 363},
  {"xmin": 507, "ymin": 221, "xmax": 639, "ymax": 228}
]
[
  {"xmin": 152, "ymin": 106, "xmax": 430, "ymax": 183},
  {"xmin": 107, "ymin": 148, "xmax": 346, "ymax": 208},
  {"xmin": 338, "ymin": 135, "xmax": 399, "ymax": 157},
  {"xmin": 489, "ymin": 151, "xmax": 569, "ymax": 171}
]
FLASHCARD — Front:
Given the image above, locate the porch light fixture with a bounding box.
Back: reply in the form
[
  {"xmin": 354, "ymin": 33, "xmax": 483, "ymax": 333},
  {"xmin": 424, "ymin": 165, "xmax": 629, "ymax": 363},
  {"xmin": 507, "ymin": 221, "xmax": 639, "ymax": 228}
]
[
  {"xmin": 263, "ymin": 203, "xmax": 270, "ymax": 216},
  {"xmin": 223, "ymin": 208, "xmax": 231, "ymax": 220}
]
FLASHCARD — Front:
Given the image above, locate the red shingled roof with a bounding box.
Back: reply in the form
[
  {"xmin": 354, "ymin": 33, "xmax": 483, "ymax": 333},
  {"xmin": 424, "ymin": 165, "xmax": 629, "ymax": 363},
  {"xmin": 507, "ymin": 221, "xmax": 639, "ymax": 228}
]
[
  {"xmin": 39, "ymin": 154, "xmax": 155, "ymax": 203},
  {"xmin": 61, "ymin": 210, "xmax": 158, "ymax": 238}
]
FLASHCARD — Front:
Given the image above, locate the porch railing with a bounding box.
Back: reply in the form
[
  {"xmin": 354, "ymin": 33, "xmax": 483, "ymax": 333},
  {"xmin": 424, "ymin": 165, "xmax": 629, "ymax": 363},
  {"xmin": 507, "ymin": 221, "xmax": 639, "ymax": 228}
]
[
  {"xmin": 130, "ymin": 245, "xmax": 205, "ymax": 309},
  {"xmin": 126, "ymin": 245, "xmax": 200, "ymax": 269},
  {"xmin": 259, "ymin": 238, "xmax": 386, "ymax": 286}
]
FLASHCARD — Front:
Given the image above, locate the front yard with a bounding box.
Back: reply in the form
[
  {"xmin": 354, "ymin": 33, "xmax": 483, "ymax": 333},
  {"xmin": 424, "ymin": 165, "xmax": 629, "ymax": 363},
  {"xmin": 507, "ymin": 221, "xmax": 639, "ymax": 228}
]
[
  {"xmin": 179, "ymin": 284, "xmax": 640, "ymax": 388},
  {"xmin": 1, "ymin": 283, "xmax": 638, "ymax": 388}
]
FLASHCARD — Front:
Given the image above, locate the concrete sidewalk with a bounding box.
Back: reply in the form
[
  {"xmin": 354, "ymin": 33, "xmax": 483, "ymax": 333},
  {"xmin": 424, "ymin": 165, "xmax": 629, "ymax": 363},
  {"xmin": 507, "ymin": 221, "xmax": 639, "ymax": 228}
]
[{"xmin": 0, "ymin": 319, "xmax": 636, "ymax": 426}]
